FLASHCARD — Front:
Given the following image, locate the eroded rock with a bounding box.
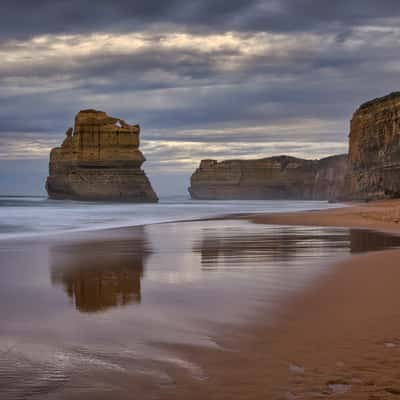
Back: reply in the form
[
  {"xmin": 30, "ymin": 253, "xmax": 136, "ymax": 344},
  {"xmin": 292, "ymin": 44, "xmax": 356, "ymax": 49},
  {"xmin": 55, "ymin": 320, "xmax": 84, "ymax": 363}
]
[
  {"xmin": 46, "ymin": 109, "xmax": 158, "ymax": 202},
  {"xmin": 346, "ymin": 92, "xmax": 400, "ymax": 199},
  {"xmin": 189, "ymin": 154, "xmax": 348, "ymax": 200}
]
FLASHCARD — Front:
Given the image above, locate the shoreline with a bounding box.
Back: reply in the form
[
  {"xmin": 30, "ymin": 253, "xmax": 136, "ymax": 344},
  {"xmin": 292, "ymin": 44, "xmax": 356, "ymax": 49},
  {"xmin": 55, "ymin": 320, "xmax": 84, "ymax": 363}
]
[
  {"xmin": 242, "ymin": 199, "xmax": 400, "ymax": 234},
  {"xmin": 0, "ymin": 198, "xmax": 345, "ymax": 242},
  {"xmin": 160, "ymin": 199, "xmax": 400, "ymax": 399},
  {"xmin": 3, "ymin": 199, "xmax": 400, "ymax": 399},
  {"xmin": 6, "ymin": 197, "xmax": 400, "ymax": 243},
  {"xmin": 165, "ymin": 247, "xmax": 400, "ymax": 399}
]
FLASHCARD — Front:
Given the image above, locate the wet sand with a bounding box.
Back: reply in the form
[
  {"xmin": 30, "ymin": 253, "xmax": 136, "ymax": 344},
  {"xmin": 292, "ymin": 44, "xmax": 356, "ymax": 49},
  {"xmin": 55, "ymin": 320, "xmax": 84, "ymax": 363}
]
[
  {"xmin": 3, "ymin": 220, "xmax": 376, "ymax": 400},
  {"xmin": 162, "ymin": 200, "xmax": 400, "ymax": 399},
  {"xmin": 245, "ymin": 198, "xmax": 400, "ymax": 233},
  {"xmin": 163, "ymin": 250, "xmax": 400, "ymax": 400},
  {"xmin": 2, "ymin": 201, "xmax": 400, "ymax": 399}
]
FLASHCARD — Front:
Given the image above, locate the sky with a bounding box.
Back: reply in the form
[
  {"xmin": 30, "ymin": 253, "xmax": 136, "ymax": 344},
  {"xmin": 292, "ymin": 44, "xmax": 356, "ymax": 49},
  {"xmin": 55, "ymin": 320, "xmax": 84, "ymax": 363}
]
[{"xmin": 1, "ymin": 0, "xmax": 400, "ymax": 196}]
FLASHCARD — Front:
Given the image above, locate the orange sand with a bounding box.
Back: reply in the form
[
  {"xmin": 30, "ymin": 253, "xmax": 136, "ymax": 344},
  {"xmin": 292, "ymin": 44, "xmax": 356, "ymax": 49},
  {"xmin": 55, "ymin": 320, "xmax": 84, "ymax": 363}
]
[
  {"xmin": 160, "ymin": 200, "xmax": 400, "ymax": 399},
  {"xmin": 245, "ymin": 199, "xmax": 400, "ymax": 233}
]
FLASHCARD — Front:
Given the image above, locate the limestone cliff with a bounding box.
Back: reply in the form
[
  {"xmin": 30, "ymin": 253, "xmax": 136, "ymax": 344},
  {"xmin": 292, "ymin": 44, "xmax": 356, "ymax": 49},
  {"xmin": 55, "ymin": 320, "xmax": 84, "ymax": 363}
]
[
  {"xmin": 46, "ymin": 109, "xmax": 158, "ymax": 202},
  {"xmin": 346, "ymin": 92, "xmax": 400, "ymax": 199},
  {"xmin": 189, "ymin": 154, "xmax": 348, "ymax": 200}
]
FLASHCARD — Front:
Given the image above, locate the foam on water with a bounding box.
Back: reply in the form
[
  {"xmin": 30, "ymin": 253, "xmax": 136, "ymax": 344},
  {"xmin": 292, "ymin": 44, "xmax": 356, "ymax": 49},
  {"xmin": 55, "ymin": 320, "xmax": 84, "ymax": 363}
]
[{"xmin": 0, "ymin": 195, "xmax": 345, "ymax": 240}]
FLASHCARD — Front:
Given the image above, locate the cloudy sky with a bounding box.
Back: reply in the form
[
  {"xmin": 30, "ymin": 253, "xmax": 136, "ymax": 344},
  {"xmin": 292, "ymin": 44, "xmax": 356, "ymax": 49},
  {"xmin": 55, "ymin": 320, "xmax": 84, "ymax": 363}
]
[{"xmin": 1, "ymin": 0, "xmax": 400, "ymax": 195}]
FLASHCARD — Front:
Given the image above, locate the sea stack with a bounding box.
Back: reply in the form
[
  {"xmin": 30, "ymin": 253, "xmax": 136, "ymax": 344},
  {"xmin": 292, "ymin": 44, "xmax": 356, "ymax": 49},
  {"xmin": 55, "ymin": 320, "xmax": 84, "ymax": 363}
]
[
  {"xmin": 346, "ymin": 92, "xmax": 400, "ymax": 200},
  {"xmin": 189, "ymin": 154, "xmax": 348, "ymax": 200},
  {"xmin": 46, "ymin": 109, "xmax": 158, "ymax": 202}
]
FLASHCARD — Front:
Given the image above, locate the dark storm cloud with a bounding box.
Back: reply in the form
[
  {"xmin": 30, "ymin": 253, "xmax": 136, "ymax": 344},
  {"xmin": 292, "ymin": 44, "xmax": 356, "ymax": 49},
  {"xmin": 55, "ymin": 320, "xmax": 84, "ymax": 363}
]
[
  {"xmin": 1, "ymin": 0, "xmax": 400, "ymax": 40},
  {"xmin": 0, "ymin": 0, "xmax": 257, "ymax": 40}
]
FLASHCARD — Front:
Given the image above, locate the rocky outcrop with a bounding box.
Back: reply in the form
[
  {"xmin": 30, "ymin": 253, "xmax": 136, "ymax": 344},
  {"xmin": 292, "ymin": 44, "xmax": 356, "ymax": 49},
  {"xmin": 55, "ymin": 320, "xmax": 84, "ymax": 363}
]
[
  {"xmin": 46, "ymin": 109, "xmax": 158, "ymax": 202},
  {"xmin": 189, "ymin": 154, "xmax": 348, "ymax": 200},
  {"xmin": 346, "ymin": 92, "xmax": 400, "ymax": 200}
]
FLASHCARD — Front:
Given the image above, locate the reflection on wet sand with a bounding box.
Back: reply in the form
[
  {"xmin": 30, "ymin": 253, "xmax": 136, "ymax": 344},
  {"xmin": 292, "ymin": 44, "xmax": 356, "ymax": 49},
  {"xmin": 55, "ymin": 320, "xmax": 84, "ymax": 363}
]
[
  {"xmin": 50, "ymin": 229, "xmax": 151, "ymax": 312},
  {"xmin": 49, "ymin": 225, "xmax": 400, "ymax": 313},
  {"xmin": 193, "ymin": 227, "xmax": 400, "ymax": 268},
  {"xmin": 349, "ymin": 229, "xmax": 400, "ymax": 253},
  {"xmin": 3, "ymin": 221, "xmax": 400, "ymax": 400}
]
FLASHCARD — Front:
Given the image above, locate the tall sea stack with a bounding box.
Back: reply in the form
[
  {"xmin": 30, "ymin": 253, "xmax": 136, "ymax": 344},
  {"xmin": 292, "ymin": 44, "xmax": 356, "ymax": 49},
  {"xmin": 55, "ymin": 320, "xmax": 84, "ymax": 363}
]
[
  {"xmin": 46, "ymin": 110, "xmax": 158, "ymax": 202},
  {"xmin": 346, "ymin": 92, "xmax": 400, "ymax": 199}
]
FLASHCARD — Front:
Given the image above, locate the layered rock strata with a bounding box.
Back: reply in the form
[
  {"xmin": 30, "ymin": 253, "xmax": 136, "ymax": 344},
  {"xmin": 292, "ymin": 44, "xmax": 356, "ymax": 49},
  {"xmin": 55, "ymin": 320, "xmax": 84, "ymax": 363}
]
[
  {"xmin": 346, "ymin": 92, "xmax": 400, "ymax": 199},
  {"xmin": 189, "ymin": 154, "xmax": 348, "ymax": 200},
  {"xmin": 46, "ymin": 110, "xmax": 158, "ymax": 202}
]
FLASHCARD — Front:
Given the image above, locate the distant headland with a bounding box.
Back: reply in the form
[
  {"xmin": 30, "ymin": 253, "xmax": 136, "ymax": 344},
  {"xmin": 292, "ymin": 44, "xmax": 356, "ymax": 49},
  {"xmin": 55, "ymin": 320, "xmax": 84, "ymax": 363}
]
[
  {"xmin": 189, "ymin": 155, "xmax": 348, "ymax": 201},
  {"xmin": 189, "ymin": 91, "xmax": 400, "ymax": 202}
]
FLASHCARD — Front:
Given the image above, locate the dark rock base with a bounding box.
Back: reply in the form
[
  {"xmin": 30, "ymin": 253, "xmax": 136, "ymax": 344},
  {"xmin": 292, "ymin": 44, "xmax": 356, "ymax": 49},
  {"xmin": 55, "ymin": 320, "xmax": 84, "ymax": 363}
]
[{"xmin": 46, "ymin": 165, "xmax": 158, "ymax": 202}]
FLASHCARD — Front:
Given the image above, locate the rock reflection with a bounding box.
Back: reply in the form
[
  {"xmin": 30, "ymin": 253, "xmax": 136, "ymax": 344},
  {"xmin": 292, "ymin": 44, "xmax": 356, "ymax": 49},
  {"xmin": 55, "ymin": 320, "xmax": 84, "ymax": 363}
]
[
  {"xmin": 193, "ymin": 228, "xmax": 346, "ymax": 268},
  {"xmin": 50, "ymin": 229, "xmax": 151, "ymax": 313},
  {"xmin": 193, "ymin": 227, "xmax": 400, "ymax": 268},
  {"xmin": 349, "ymin": 229, "xmax": 400, "ymax": 253}
]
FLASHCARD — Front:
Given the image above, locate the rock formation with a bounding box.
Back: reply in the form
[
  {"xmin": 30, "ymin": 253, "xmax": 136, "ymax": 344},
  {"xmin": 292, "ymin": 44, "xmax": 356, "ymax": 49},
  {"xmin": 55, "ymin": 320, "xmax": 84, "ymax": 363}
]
[
  {"xmin": 46, "ymin": 109, "xmax": 158, "ymax": 202},
  {"xmin": 346, "ymin": 92, "xmax": 400, "ymax": 200},
  {"xmin": 189, "ymin": 154, "xmax": 348, "ymax": 200}
]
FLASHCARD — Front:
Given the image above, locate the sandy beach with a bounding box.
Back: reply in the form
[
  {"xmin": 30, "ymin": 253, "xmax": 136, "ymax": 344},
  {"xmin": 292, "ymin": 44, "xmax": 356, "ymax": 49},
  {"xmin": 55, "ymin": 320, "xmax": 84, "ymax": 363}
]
[
  {"xmin": 163, "ymin": 250, "xmax": 400, "ymax": 400},
  {"xmin": 2, "ymin": 200, "xmax": 400, "ymax": 399},
  {"xmin": 159, "ymin": 200, "xmax": 400, "ymax": 399},
  {"xmin": 245, "ymin": 199, "xmax": 400, "ymax": 233}
]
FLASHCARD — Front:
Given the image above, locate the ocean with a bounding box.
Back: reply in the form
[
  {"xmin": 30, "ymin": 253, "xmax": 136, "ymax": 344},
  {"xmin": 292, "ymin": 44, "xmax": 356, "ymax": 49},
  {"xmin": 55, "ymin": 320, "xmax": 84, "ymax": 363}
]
[{"xmin": 0, "ymin": 195, "xmax": 344, "ymax": 240}]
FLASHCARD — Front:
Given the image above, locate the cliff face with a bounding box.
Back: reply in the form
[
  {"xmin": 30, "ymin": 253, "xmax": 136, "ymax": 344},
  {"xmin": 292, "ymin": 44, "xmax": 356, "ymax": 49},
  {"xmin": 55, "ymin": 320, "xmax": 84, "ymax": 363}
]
[
  {"xmin": 346, "ymin": 92, "xmax": 400, "ymax": 199},
  {"xmin": 189, "ymin": 154, "xmax": 348, "ymax": 200},
  {"xmin": 46, "ymin": 110, "xmax": 158, "ymax": 202}
]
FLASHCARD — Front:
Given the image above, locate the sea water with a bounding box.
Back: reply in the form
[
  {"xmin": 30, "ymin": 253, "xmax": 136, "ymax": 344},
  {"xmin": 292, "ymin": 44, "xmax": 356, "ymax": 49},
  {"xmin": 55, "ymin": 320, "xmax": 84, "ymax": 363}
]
[{"xmin": 0, "ymin": 195, "xmax": 344, "ymax": 240}]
